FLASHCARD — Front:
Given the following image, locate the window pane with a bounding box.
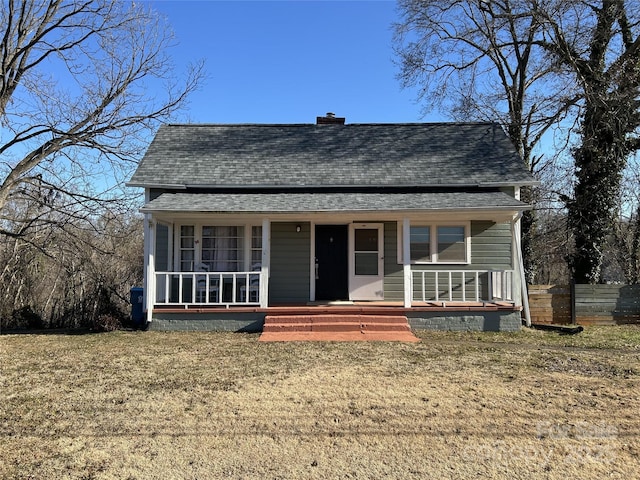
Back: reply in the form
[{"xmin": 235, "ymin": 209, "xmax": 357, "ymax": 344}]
[
  {"xmin": 355, "ymin": 229, "xmax": 378, "ymax": 252},
  {"xmin": 355, "ymin": 252, "xmax": 378, "ymax": 275},
  {"xmin": 251, "ymin": 227, "xmax": 262, "ymax": 249},
  {"xmin": 251, "ymin": 226, "xmax": 262, "ymax": 269},
  {"xmin": 410, "ymin": 226, "xmax": 430, "ymax": 262},
  {"xmin": 410, "ymin": 244, "xmax": 431, "ymax": 262},
  {"xmin": 181, "ymin": 225, "xmax": 194, "ymax": 237},
  {"xmin": 437, "ymin": 226, "xmax": 465, "ymax": 261}
]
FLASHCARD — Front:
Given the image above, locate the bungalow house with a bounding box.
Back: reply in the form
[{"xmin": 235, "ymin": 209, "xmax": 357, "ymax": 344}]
[{"xmin": 127, "ymin": 115, "xmax": 537, "ymax": 333}]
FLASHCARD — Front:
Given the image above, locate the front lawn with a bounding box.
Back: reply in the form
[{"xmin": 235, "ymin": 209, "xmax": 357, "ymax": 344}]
[{"xmin": 1, "ymin": 326, "xmax": 639, "ymax": 479}]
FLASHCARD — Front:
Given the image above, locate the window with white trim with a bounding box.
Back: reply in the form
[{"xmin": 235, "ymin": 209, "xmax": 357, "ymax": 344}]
[
  {"xmin": 251, "ymin": 226, "xmax": 263, "ymax": 270},
  {"xmin": 399, "ymin": 222, "xmax": 470, "ymax": 264},
  {"xmin": 437, "ymin": 226, "xmax": 466, "ymax": 262},
  {"xmin": 410, "ymin": 226, "xmax": 431, "ymax": 262},
  {"xmin": 177, "ymin": 224, "xmax": 261, "ymax": 272},
  {"xmin": 202, "ymin": 226, "xmax": 244, "ymax": 272},
  {"xmin": 179, "ymin": 225, "xmax": 195, "ymax": 271}
]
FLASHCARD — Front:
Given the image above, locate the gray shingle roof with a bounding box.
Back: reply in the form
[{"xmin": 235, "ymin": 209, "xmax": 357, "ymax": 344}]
[
  {"xmin": 128, "ymin": 123, "xmax": 536, "ymax": 188},
  {"xmin": 141, "ymin": 191, "xmax": 530, "ymax": 214}
]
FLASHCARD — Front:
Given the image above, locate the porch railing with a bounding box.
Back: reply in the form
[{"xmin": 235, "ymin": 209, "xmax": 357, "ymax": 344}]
[
  {"xmin": 411, "ymin": 269, "xmax": 515, "ymax": 303},
  {"xmin": 154, "ymin": 271, "xmax": 261, "ymax": 307}
]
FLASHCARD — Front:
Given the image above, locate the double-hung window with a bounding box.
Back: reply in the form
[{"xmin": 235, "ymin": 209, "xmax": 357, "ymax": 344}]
[{"xmin": 400, "ymin": 222, "xmax": 470, "ymax": 264}]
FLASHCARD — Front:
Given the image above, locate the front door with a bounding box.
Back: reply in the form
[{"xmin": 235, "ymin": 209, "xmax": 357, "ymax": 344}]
[
  {"xmin": 349, "ymin": 223, "xmax": 384, "ymax": 300},
  {"xmin": 315, "ymin": 225, "xmax": 348, "ymax": 300}
]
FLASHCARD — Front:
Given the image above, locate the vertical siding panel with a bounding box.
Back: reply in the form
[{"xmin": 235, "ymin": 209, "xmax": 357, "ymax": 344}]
[
  {"xmin": 269, "ymin": 222, "xmax": 311, "ymax": 303},
  {"xmin": 383, "ymin": 222, "xmax": 404, "ymax": 301},
  {"xmin": 155, "ymin": 224, "xmax": 169, "ymax": 271}
]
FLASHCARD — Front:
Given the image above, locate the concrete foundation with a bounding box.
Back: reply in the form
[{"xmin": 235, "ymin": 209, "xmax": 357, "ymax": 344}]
[{"xmin": 147, "ymin": 309, "xmax": 522, "ymax": 332}]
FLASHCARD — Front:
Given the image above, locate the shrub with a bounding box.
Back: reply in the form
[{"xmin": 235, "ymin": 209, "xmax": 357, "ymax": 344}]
[
  {"xmin": 92, "ymin": 314, "xmax": 122, "ymax": 332},
  {"xmin": 11, "ymin": 306, "xmax": 43, "ymax": 329}
]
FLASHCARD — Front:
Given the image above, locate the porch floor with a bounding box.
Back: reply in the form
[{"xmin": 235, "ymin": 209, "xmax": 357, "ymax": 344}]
[{"xmin": 152, "ymin": 300, "xmax": 520, "ymax": 315}]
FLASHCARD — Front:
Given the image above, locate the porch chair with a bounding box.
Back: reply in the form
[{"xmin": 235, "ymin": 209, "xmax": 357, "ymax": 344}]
[
  {"xmin": 195, "ymin": 263, "xmax": 219, "ymax": 303},
  {"xmin": 239, "ymin": 263, "xmax": 261, "ymax": 303}
]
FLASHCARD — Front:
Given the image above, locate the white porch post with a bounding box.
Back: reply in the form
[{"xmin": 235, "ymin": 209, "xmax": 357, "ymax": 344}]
[
  {"xmin": 402, "ymin": 218, "xmax": 412, "ymax": 308},
  {"xmin": 513, "ymin": 212, "xmax": 531, "ymax": 327},
  {"xmin": 146, "ymin": 216, "xmax": 156, "ymax": 323},
  {"xmin": 260, "ymin": 219, "xmax": 270, "ymax": 308}
]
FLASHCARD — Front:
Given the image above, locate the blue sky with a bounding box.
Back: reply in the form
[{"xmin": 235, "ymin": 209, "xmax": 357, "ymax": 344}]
[{"xmin": 147, "ymin": 0, "xmax": 439, "ymax": 124}]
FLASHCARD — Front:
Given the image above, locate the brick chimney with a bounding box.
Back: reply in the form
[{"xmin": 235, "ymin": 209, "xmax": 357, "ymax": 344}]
[{"xmin": 316, "ymin": 112, "xmax": 345, "ymax": 125}]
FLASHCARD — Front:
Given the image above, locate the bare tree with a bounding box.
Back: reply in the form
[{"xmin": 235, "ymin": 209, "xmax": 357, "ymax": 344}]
[
  {"xmin": 0, "ymin": 0, "xmax": 203, "ymax": 328},
  {"xmin": 0, "ymin": 208, "xmax": 143, "ymax": 329},
  {"xmin": 611, "ymin": 155, "xmax": 640, "ymax": 283},
  {"xmin": 394, "ymin": 0, "xmax": 579, "ymax": 284},
  {"xmin": 0, "ymin": 0, "xmax": 204, "ymax": 239},
  {"xmin": 532, "ymin": 0, "xmax": 640, "ymax": 283}
]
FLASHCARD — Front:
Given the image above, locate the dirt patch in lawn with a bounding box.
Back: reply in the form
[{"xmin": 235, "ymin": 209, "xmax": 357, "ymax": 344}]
[{"xmin": 1, "ymin": 326, "xmax": 639, "ymax": 479}]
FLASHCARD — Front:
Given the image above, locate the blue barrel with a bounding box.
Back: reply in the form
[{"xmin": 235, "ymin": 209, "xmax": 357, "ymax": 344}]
[{"xmin": 130, "ymin": 287, "xmax": 144, "ymax": 327}]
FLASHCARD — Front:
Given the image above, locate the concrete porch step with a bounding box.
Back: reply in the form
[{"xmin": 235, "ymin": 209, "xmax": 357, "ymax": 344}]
[
  {"xmin": 264, "ymin": 322, "xmax": 412, "ymax": 333},
  {"xmin": 264, "ymin": 314, "xmax": 411, "ymax": 325},
  {"xmin": 259, "ymin": 314, "xmax": 419, "ymax": 342}
]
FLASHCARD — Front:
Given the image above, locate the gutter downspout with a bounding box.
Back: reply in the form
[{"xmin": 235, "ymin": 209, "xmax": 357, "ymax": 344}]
[{"xmin": 513, "ymin": 212, "xmax": 531, "ymax": 327}]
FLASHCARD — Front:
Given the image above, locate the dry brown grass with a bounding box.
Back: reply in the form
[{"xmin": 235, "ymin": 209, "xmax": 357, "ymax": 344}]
[{"xmin": 1, "ymin": 326, "xmax": 639, "ymax": 479}]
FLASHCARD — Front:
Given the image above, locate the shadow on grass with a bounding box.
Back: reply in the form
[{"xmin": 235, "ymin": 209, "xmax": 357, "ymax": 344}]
[{"xmin": 0, "ymin": 327, "xmax": 141, "ymax": 336}]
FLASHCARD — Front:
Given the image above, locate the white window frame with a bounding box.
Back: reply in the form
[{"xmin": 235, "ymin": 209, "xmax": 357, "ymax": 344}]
[
  {"xmin": 397, "ymin": 221, "xmax": 471, "ymax": 265},
  {"xmin": 174, "ymin": 222, "xmax": 262, "ymax": 272},
  {"xmin": 178, "ymin": 225, "xmax": 196, "ymax": 272}
]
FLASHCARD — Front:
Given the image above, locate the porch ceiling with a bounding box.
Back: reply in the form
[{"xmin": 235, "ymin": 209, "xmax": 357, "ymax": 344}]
[{"xmin": 140, "ymin": 191, "xmax": 530, "ymax": 214}]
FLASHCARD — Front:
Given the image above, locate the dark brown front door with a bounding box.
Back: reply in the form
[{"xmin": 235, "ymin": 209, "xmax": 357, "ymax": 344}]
[{"xmin": 315, "ymin": 225, "xmax": 348, "ymax": 300}]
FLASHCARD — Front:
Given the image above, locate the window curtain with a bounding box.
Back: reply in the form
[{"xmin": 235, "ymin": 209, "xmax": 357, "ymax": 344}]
[{"xmin": 212, "ymin": 226, "xmax": 239, "ymax": 271}]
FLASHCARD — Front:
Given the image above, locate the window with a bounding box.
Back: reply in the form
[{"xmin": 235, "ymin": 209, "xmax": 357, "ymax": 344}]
[
  {"xmin": 201, "ymin": 226, "xmax": 244, "ymax": 272},
  {"xmin": 437, "ymin": 226, "xmax": 465, "ymax": 262},
  {"xmin": 179, "ymin": 226, "xmax": 195, "ymax": 271},
  {"xmin": 410, "ymin": 226, "xmax": 431, "ymax": 262},
  {"xmin": 354, "ymin": 228, "xmax": 379, "ymax": 275},
  {"xmin": 251, "ymin": 226, "xmax": 263, "ymax": 270},
  {"xmin": 399, "ymin": 222, "xmax": 469, "ymax": 264},
  {"xmin": 177, "ymin": 224, "xmax": 262, "ymax": 272}
]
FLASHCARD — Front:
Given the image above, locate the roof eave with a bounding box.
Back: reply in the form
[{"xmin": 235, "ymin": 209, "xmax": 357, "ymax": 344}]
[
  {"xmin": 140, "ymin": 205, "xmax": 532, "ymax": 215},
  {"xmin": 482, "ymin": 180, "xmax": 541, "ymax": 187},
  {"xmin": 172, "ymin": 182, "xmax": 539, "ymax": 189},
  {"xmin": 125, "ymin": 182, "xmax": 188, "ymax": 189}
]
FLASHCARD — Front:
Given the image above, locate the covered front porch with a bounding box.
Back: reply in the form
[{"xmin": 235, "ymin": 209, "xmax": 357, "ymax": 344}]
[{"xmin": 142, "ymin": 208, "xmax": 529, "ymax": 330}]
